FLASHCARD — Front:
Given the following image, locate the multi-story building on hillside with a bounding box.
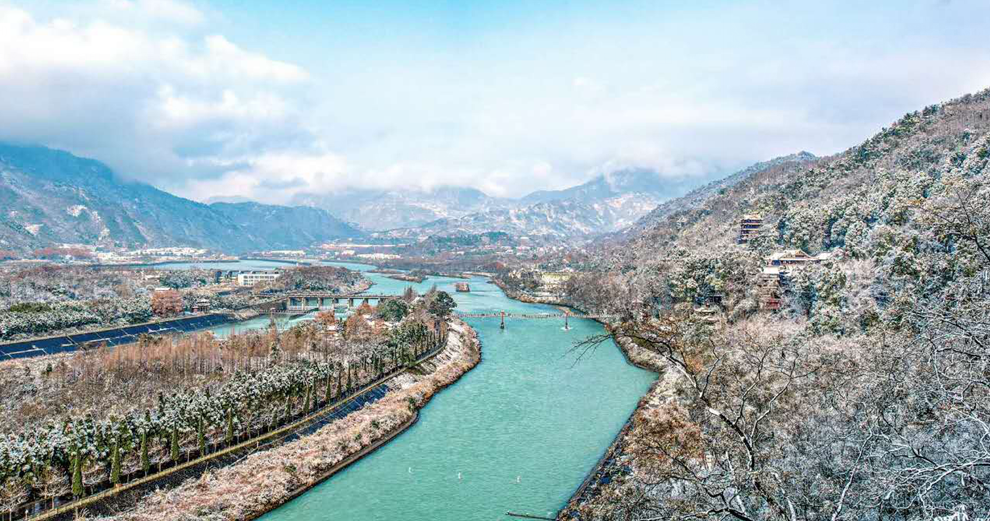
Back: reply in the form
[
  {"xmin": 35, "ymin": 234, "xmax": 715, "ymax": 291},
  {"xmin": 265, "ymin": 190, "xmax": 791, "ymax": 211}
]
[{"xmin": 737, "ymin": 214, "xmax": 763, "ymax": 244}]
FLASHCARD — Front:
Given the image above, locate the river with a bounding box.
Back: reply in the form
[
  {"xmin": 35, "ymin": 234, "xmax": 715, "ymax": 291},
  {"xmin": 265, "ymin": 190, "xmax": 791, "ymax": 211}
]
[{"xmin": 161, "ymin": 260, "xmax": 656, "ymax": 519}]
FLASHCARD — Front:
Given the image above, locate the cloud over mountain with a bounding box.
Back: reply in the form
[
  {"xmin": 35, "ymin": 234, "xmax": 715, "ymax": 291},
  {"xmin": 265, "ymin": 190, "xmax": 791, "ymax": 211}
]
[
  {"xmin": 1, "ymin": 0, "xmax": 989, "ymax": 207},
  {"xmin": 0, "ymin": 1, "xmax": 326, "ymax": 202}
]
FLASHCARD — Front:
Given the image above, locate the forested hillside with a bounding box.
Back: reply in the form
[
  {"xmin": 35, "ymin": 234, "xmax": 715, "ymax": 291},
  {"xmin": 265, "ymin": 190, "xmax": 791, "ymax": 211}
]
[
  {"xmin": 621, "ymin": 151, "xmax": 817, "ymax": 237},
  {"xmin": 378, "ymin": 168, "xmax": 689, "ymax": 242},
  {"xmin": 561, "ymin": 88, "xmax": 990, "ymax": 519}
]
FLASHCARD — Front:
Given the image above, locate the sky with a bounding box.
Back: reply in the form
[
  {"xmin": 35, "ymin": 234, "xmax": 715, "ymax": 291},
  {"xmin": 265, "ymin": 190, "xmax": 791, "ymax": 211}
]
[{"xmin": 1, "ymin": 0, "xmax": 989, "ymax": 204}]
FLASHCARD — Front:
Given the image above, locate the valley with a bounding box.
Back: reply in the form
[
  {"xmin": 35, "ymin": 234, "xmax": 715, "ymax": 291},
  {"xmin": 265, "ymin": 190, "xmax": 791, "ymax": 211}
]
[{"xmin": 1, "ymin": 2, "xmax": 988, "ymax": 518}]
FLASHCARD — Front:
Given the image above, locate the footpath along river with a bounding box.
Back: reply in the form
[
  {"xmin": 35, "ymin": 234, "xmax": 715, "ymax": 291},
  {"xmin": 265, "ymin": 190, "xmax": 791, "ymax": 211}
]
[{"xmin": 162, "ymin": 260, "xmax": 655, "ymax": 520}]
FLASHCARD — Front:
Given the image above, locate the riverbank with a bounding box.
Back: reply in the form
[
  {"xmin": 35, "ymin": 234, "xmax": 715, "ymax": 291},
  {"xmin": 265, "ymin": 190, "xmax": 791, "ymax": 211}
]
[
  {"xmin": 93, "ymin": 258, "xmax": 237, "ymax": 268},
  {"xmin": 97, "ymin": 318, "xmax": 481, "ymax": 521},
  {"xmin": 240, "ymin": 257, "xmax": 316, "ymax": 266},
  {"xmin": 491, "ymin": 278, "xmax": 569, "ymax": 307},
  {"xmin": 557, "ymin": 332, "xmax": 677, "ymax": 519},
  {"xmin": 368, "ymin": 269, "xmax": 427, "ymax": 283},
  {"xmin": 489, "ymin": 282, "xmax": 668, "ymax": 519}
]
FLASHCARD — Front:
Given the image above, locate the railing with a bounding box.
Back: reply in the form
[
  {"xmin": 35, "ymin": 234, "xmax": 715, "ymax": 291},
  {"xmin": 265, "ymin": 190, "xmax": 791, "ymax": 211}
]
[{"xmin": 6, "ymin": 329, "xmax": 449, "ymax": 521}]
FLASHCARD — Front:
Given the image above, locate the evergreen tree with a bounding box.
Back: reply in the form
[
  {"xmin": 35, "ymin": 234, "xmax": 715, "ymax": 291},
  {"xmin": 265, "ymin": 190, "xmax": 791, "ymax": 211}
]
[
  {"xmin": 225, "ymin": 408, "xmax": 234, "ymax": 446},
  {"xmin": 71, "ymin": 453, "xmax": 83, "ymax": 498},
  {"xmin": 170, "ymin": 427, "xmax": 179, "ymax": 462},
  {"xmin": 197, "ymin": 416, "xmax": 207, "ymax": 456},
  {"xmin": 140, "ymin": 432, "xmax": 150, "ymax": 475},
  {"xmin": 141, "ymin": 410, "xmax": 152, "ymax": 474},
  {"xmin": 110, "ymin": 442, "xmax": 121, "ymax": 485}
]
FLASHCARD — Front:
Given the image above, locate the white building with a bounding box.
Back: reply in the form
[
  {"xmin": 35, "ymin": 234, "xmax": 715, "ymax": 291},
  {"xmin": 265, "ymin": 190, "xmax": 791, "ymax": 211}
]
[{"xmin": 236, "ymin": 270, "xmax": 282, "ymax": 286}]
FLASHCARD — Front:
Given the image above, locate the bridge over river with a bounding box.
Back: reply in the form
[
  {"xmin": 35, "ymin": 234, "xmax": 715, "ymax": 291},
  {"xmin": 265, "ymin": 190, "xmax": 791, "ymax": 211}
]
[
  {"xmin": 455, "ymin": 312, "xmax": 615, "ymax": 320},
  {"xmin": 454, "ymin": 311, "xmax": 617, "ymax": 330},
  {"xmin": 283, "ymin": 293, "xmax": 616, "ymax": 330},
  {"xmin": 283, "ymin": 292, "xmax": 399, "ymax": 312}
]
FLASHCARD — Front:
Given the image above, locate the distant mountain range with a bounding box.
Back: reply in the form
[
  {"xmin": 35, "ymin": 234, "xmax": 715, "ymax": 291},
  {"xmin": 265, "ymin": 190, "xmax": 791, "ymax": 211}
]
[
  {"xmin": 375, "ymin": 168, "xmax": 684, "ymax": 241},
  {"xmin": 0, "ymin": 141, "xmax": 819, "ymax": 253},
  {"xmin": 0, "ymin": 143, "xmax": 361, "ymax": 253},
  {"xmin": 292, "ymin": 187, "xmax": 510, "ymax": 231},
  {"xmin": 293, "ymin": 169, "xmax": 709, "ymax": 236}
]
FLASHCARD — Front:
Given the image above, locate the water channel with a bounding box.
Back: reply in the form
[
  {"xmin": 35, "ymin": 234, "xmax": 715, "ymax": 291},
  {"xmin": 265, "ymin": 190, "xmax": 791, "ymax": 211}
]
[{"xmin": 161, "ymin": 260, "xmax": 656, "ymax": 520}]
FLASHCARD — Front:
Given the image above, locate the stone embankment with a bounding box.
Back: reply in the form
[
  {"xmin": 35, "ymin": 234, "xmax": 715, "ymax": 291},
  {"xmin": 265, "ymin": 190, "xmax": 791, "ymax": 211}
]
[{"xmin": 91, "ymin": 319, "xmax": 480, "ymax": 521}]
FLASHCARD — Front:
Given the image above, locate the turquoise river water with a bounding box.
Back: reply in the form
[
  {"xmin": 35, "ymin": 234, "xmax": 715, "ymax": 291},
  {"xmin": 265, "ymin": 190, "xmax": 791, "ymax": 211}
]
[{"xmin": 162, "ymin": 260, "xmax": 656, "ymax": 520}]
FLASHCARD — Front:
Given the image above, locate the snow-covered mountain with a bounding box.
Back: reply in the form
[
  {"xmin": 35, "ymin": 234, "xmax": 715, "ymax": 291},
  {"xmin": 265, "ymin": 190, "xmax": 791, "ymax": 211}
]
[
  {"xmin": 372, "ymin": 168, "xmax": 692, "ymax": 241},
  {"xmin": 291, "ymin": 187, "xmax": 511, "ymax": 231}
]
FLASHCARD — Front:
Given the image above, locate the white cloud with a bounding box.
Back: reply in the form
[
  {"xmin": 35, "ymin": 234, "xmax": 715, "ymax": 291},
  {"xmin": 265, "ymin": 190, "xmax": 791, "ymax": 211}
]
[
  {"xmin": 572, "ymin": 76, "xmax": 604, "ymax": 94},
  {"xmin": 180, "ymin": 150, "xmax": 347, "ymax": 202},
  {"xmin": 200, "ymin": 35, "xmax": 308, "ymax": 83},
  {"xmin": 103, "ymin": 0, "xmax": 205, "ymax": 25},
  {"xmin": 0, "ymin": 1, "xmax": 317, "ymax": 202},
  {"xmin": 1, "ymin": 0, "xmax": 990, "ymax": 207},
  {"xmin": 136, "ymin": 0, "xmax": 205, "ymax": 25}
]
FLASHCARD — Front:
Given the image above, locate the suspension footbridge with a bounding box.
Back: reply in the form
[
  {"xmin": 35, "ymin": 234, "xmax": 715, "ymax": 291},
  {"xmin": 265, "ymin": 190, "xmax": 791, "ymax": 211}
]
[
  {"xmin": 455, "ymin": 311, "xmax": 616, "ymax": 330},
  {"xmin": 455, "ymin": 312, "xmax": 614, "ymax": 319}
]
